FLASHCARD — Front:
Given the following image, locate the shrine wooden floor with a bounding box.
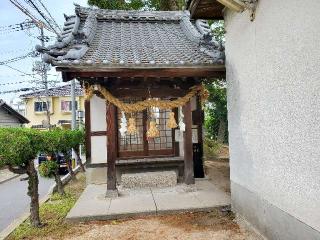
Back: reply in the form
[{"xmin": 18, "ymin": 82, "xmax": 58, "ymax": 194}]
[{"xmin": 66, "ymin": 179, "xmax": 230, "ymax": 222}]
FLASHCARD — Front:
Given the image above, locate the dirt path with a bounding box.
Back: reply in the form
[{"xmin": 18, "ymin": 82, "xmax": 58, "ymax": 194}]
[
  {"xmin": 204, "ymin": 160, "xmax": 231, "ymax": 193},
  {"xmin": 38, "ymin": 210, "xmax": 261, "ymax": 240}
]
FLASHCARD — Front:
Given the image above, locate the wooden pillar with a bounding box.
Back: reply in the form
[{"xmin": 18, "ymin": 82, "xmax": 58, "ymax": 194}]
[
  {"xmin": 106, "ymin": 102, "xmax": 118, "ymax": 197},
  {"xmin": 183, "ymin": 100, "xmax": 195, "ymax": 185},
  {"xmin": 84, "ymin": 100, "xmax": 91, "ymax": 164},
  {"xmin": 195, "ymin": 96, "xmax": 205, "ymax": 178}
]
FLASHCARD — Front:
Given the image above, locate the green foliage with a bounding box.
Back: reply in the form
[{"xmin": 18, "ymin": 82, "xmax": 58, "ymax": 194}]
[
  {"xmin": 208, "ymin": 20, "xmax": 225, "ymax": 42},
  {"xmin": 0, "ymin": 128, "xmax": 43, "ymax": 168},
  {"xmin": 204, "ymin": 79, "xmax": 228, "ymax": 142},
  {"xmin": 0, "ymin": 128, "xmax": 85, "ymax": 174},
  {"xmin": 203, "ymin": 137, "xmax": 221, "ymax": 159},
  {"xmin": 88, "ymin": 0, "xmax": 185, "ymax": 10},
  {"xmin": 38, "ymin": 160, "xmax": 59, "ymax": 178},
  {"xmin": 41, "ymin": 128, "xmax": 84, "ymax": 159}
]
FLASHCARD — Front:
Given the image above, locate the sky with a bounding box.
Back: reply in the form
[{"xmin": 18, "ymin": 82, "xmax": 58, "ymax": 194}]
[{"xmin": 0, "ymin": 0, "xmax": 89, "ymax": 104}]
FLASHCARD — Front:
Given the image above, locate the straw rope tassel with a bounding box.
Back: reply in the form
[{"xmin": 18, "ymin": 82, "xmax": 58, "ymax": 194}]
[
  {"xmin": 167, "ymin": 111, "xmax": 178, "ymax": 129},
  {"xmin": 127, "ymin": 117, "xmax": 137, "ymax": 135},
  {"xmin": 84, "ymin": 84, "xmax": 208, "ymax": 113},
  {"xmin": 147, "ymin": 121, "xmax": 160, "ymax": 138}
]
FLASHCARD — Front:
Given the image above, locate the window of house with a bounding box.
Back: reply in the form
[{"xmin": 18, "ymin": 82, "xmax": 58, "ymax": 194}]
[
  {"xmin": 61, "ymin": 100, "xmax": 78, "ymax": 112},
  {"xmin": 34, "ymin": 101, "xmax": 49, "ymax": 112}
]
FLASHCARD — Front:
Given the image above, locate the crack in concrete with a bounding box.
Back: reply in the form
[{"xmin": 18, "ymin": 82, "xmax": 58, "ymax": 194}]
[{"xmin": 150, "ymin": 188, "xmax": 158, "ymax": 214}]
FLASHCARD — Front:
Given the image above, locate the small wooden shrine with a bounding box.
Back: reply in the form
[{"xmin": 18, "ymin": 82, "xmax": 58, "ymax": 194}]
[{"xmin": 37, "ymin": 5, "xmax": 225, "ymax": 194}]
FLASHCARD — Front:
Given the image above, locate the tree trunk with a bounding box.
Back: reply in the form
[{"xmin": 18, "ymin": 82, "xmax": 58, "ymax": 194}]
[
  {"xmin": 26, "ymin": 160, "xmax": 41, "ymax": 227},
  {"xmin": 74, "ymin": 145, "xmax": 85, "ymax": 172},
  {"xmin": 217, "ymin": 119, "xmax": 226, "ymax": 143},
  {"xmin": 53, "ymin": 167, "xmax": 65, "ymax": 195},
  {"xmin": 64, "ymin": 152, "xmax": 75, "ymax": 178},
  {"xmin": 168, "ymin": 0, "xmax": 179, "ymax": 10}
]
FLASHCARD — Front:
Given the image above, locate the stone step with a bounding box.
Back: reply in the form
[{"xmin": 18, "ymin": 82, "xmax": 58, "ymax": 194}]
[{"xmin": 121, "ymin": 171, "xmax": 177, "ymax": 188}]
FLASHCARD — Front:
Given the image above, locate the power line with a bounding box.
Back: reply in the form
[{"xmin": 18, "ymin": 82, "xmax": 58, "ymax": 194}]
[
  {"xmin": 1, "ymin": 64, "xmax": 42, "ymax": 81},
  {"xmin": 9, "ymin": 0, "xmax": 52, "ymax": 32},
  {"xmin": 0, "ymin": 51, "xmax": 37, "ymax": 66},
  {"xmin": 0, "ymin": 87, "xmax": 44, "ymax": 94},
  {"xmin": 0, "ymin": 48, "xmax": 33, "ymax": 56},
  {"xmin": 37, "ymin": 0, "xmax": 61, "ymax": 32},
  {"xmin": 24, "ymin": 0, "xmax": 60, "ymax": 35},
  {"xmin": 0, "ymin": 20, "xmax": 35, "ymax": 33},
  {"xmin": 0, "ymin": 80, "xmax": 27, "ymax": 86},
  {"xmin": 0, "ymin": 73, "xmax": 58, "ymax": 77}
]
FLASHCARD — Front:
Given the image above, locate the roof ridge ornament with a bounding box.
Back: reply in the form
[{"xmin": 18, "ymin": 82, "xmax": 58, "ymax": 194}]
[{"xmin": 217, "ymin": 0, "xmax": 258, "ymax": 21}]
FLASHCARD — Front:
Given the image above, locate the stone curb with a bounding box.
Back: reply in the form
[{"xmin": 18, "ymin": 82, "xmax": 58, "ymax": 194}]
[
  {"xmin": 0, "ymin": 174, "xmax": 20, "ymax": 185},
  {"xmin": 0, "ymin": 166, "xmax": 82, "ymax": 240}
]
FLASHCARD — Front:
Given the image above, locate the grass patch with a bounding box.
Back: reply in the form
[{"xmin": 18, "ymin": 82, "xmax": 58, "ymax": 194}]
[
  {"xmin": 203, "ymin": 138, "xmax": 221, "ymax": 160},
  {"xmin": 7, "ymin": 173, "xmax": 86, "ymax": 240}
]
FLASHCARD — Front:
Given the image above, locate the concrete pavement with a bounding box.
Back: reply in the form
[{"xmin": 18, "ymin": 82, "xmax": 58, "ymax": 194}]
[
  {"xmin": 67, "ymin": 179, "xmax": 230, "ymax": 222},
  {"xmin": 0, "ymin": 174, "xmax": 54, "ymax": 232}
]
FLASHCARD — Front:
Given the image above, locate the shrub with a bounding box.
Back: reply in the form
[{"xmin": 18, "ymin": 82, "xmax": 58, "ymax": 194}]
[
  {"xmin": 39, "ymin": 160, "xmax": 59, "ymax": 178},
  {"xmin": 203, "ymin": 137, "xmax": 221, "ymax": 159},
  {"xmin": 0, "ymin": 128, "xmax": 44, "ymax": 227}
]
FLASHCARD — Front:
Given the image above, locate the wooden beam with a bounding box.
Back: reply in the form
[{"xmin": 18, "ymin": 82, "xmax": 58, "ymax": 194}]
[
  {"xmin": 188, "ymin": 0, "xmax": 225, "ymax": 20},
  {"xmin": 189, "ymin": 0, "xmax": 201, "ymax": 19},
  {"xmin": 56, "ymin": 66, "xmax": 226, "ymax": 81},
  {"xmin": 106, "ymin": 103, "xmax": 118, "ymax": 193},
  {"xmin": 183, "ymin": 100, "xmax": 195, "ymax": 185},
  {"xmin": 84, "ymin": 100, "xmax": 91, "ymax": 164},
  {"xmin": 111, "ymin": 88, "xmax": 188, "ymax": 98},
  {"xmin": 90, "ymin": 131, "xmax": 107, "ymax": 136}
]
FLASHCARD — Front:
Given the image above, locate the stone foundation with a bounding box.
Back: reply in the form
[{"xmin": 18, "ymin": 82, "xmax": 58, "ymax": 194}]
[{"xmin": 121, "ymin": 171, "xmax": 177, "ymax": 188}]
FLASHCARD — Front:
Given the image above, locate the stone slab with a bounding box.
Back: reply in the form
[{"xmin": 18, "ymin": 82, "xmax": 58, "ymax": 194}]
[
  {"xmin": 152, "ymin": 189, "xmax": 202, "ymax": 212},
  {"xmin": 67, "ymin": 184, "xmax": 110, "ymax": 221},
  {"xmin": 66, "ymin": 179, "xmax": 230, "ymax": 222},
  {"xmin": 121, "ymin": 171, "xmax": 177, "ymax": 188},
  {"xmin": 108, "ymin": 188, "xmax": 156, "ymax": 217}
]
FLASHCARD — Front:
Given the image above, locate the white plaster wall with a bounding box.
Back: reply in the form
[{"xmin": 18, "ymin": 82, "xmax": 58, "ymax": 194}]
[
  {"xmin": 225, "ymin": 0, "xmax": 320, "ymax": 231},
  {"xmin": 91, "ymin": 136, "xmax": 107, "ymax": 164},
  {"xmin": 90, "ymin": 95, "xmax": 107, "ymax": 164},
  {"xmin": 90, "ymin": 95, "xmax": 106, "ymax": 131}
]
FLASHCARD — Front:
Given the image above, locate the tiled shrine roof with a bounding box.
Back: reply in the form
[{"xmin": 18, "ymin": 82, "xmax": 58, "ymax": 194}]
[{"xmin": 36, "ymin": 5, "xmax": 225, "ymax": 69}]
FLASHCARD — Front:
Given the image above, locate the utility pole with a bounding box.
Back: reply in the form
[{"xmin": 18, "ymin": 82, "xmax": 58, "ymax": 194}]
[
  {"xmin": 40, "ymin": 27, "xmax": 51, "ymax": 128},
  {"xmin": 71, "ymin": 79, "xmax": 76, "ymax": 130}
]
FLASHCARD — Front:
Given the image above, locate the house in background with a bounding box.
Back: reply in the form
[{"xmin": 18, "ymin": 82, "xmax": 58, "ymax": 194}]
[
  {"xmin": 0, "ymin": 99, "xmax": 29, "ymax": 127},
  {"xmin": 188, "ymin": 0, "xmax": 320, "ymax": 239},
  {"xmin": 20, "ymin": 84, "xmax": 85, "ymax": 129}
]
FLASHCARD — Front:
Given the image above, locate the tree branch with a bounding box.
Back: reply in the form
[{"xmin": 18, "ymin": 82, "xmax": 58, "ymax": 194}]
[{"xmin": 7, "ymin": 165, "xmax": 27, "ymax": 174}]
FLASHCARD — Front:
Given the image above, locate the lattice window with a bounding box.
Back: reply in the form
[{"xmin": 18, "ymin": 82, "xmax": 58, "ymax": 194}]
[
  {"xmin": 117, "ymin": 98, "xmax": 174, "ymax": 158},
  {"xmin": 118, "ymin": 111, "xmax": 144, "ymax": 152},
  {"xmin": 148, "ymin": 108, "xmax": 173, "ymax": 151}
]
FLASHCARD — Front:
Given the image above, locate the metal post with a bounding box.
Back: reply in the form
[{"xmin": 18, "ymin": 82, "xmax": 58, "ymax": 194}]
[
  {"xmin": 71, "ymin": 79, "xmax": 76, "ymax": 130},
  {"xmin": 71, "ymin": 79, "xmax": 77, "ymax": 166},
  {"xmin": 40, "ymin": 27, "xmax": 51, "ymax": 128}
]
